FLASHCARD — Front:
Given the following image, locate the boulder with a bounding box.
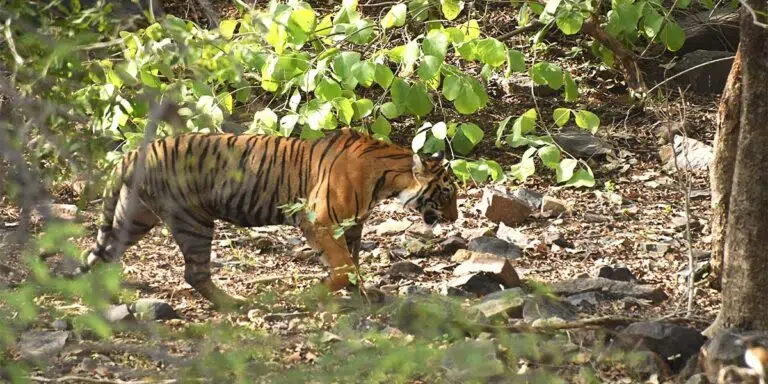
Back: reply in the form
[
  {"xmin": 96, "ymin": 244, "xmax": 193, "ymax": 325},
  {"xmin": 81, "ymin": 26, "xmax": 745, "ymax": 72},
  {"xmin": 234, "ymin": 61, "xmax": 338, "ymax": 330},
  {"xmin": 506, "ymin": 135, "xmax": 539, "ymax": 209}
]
[
  {"xmin": 468, "ymin": 236, "xmax": 522, "ymax": 260},
  {"xmin": 550, "ymin": 277, "xmax": 667, "ymax": 303},
  {"xmin": 474, "ymin": 188, "xmax": 534, "ymax": 226}
]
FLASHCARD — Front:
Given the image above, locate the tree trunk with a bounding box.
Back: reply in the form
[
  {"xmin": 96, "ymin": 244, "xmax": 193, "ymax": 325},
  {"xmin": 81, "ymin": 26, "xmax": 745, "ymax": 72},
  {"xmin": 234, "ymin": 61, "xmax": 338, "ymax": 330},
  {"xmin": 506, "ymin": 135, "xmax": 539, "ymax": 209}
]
[
  {"xmin": 709, "ymin": 47, "xmax": 742, "ymax": 290},
  {"xmin": 707, "ymin": 6, "xmax": 768, "ymax": 334}
]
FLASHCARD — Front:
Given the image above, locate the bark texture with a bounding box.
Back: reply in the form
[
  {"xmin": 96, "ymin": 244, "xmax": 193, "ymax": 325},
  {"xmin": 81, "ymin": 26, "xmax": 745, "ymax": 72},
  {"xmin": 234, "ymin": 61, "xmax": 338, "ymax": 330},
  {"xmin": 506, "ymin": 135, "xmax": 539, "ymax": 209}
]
[
  {"xmin": 709, "ymin": 47, "xmax": 742, "ymax": 290},
  {"xmin": 718, "ymin": 6, "xmax": 768, "ymax": 330}
]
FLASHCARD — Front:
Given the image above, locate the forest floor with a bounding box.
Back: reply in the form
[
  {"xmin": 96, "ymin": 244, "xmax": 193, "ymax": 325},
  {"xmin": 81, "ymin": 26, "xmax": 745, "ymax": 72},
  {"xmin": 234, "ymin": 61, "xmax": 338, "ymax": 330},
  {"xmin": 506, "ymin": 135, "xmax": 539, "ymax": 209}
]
[{"xmin": 0, "ymin": 1, "xmax": 727, "ymax": 383}]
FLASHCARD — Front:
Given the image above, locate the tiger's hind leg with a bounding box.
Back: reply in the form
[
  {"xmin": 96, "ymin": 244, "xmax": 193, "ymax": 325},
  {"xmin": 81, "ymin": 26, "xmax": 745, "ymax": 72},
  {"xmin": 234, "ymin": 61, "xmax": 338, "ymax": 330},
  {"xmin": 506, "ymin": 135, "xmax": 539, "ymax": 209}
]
[
  {"xmin": 167, "ymin": 217, "xmax": 245, "ymax": 311},
  {"xmin": 80, "ymin": 191, "xmax": 160, "ymax": 274}
]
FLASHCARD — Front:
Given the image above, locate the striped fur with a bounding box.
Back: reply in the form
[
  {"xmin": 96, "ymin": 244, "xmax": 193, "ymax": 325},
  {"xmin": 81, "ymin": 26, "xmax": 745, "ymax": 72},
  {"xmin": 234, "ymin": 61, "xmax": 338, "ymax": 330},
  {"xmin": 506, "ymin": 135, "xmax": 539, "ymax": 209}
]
[{"xmin": 81, "ymin": 129, "xmax": 458, "ymax": 309}]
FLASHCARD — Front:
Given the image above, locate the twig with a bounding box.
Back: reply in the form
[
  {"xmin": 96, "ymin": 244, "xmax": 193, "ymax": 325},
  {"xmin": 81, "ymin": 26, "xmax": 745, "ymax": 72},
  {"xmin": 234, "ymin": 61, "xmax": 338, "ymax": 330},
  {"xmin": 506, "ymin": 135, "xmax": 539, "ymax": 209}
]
[{"xmin": 497, "ymin": 21, "xmax": 544, "ymax": 41}]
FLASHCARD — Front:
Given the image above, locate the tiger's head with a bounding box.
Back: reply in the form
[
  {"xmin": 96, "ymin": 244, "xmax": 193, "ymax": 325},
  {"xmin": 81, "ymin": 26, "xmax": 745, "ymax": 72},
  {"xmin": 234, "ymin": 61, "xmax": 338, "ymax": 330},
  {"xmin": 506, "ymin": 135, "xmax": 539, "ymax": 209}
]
[{"xmin": 401, "ymin": 151, "xmax": 459, "ymax": 226}]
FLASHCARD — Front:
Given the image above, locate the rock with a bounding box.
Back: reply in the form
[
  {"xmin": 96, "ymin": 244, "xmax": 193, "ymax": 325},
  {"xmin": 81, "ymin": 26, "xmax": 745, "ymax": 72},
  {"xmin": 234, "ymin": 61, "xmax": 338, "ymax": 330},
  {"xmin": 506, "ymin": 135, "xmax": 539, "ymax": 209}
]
[
  {"xmin": 372, "ymin": 248, "xmax": 391, "ymax": 264},
  {"xmin": 552, "ymin": 128, "xmax": 615, "ymax": 160},
  {"xmin": 475, "ymin": 188, "xmax": 535, "ymax": 226},
  {"xmin": 360, "ymin": 241, "xmax": 377, "ymax": 251},
  {"xmin": 502, "ymin": 73, "xmax": 558, "ymax": 97},
  {"xmin": 391, "ymin": 295, "xmax": 488, "ymax": 338},
  {"xmin": 399, "ymin": 285, "xmax": 430, "ymax": 296},
  {"xmin": 597, "ymin": 265, "xmax": 636, "ymax": 282},
  {"xmin": 495, "ymin": 223, "xmax": 529, "ymax": 248},
  {"xmin": 373, "ymin": 219, "xmax": 412, "ymax": 236},
  {"xmin": 659, "ymin": 135, "xmax": 713, "ymax": 172},
  {"xmin": 453, "ymin": 252, "xmax": 521, "ymax": 288},
  {"xmin": 51, "ymin": 319, "xmax": 72, "ymax": 331},
  {"xmin": 614, "ymin": 321, "xmax": 707, "ymax": 373},
  {"xmin": 677, "ymin": 260, "xmax": 711, "ymax": 284},
  {"xmin": 685, "ymin": 374, "xmax": 708, "ymax": 384},
  {"xmin": 104, "ymin": 304, "xmax": 134, "ymax": 322},
  {"xmin": 130, "ymin": 298, "xmax": 181, "ymax": 321},
  {"xmin": 18, "ymin": 330, "xmax": 69, "ymax": 360},
  {"xmin": 32, "ymin": 203, "xmax": 81, "ymax": 223},
  {"xmin": 512, "ymin": 188, "xmax": 544, "ymax": 209},
  {"xmin": 468, "ymin": 236, "xmax": 522, "ymax": 260},
  {"xmin": 670, "ymin": 50, "xmax": 734, "ymax": 94},
  {"xmin": 700, "ymin": 329, "xmax": 764, "ymax": 382},
  {"xmin": 641, "ymin": 242, "xmax": 672, "ymax": 256},
  {"xmin": 404, "ymin": 239, "xmax": 428, "ymax": 257},
  {"xmin": 441, "ymin": 339, "xmax": 504, "ymax": 383},
  {"xmin": 447, "ymin": 274, "xmax": 506, "ymax": 297},
  {"xmin": 565, "ymin": 292, "xmax": 602, "ymax": 312},
  {"xmin": 551, "ymin": 277, "xmax": 668, "ymax": 303},
  {"xmin": 541, "ymin": 196, "xmax": 568, "ymax": 216},
  {"xmin": 678, "ymin": 8, "xmax": 740, "ymax": 54},
  {"xmin": 450, "ymin": 249, "xmax": 474, "ymax": 263},
  {"xmin": 522, "ymin": 295, "xmax": 578, "ymax": 323},
  {"xmin": 438, "ymin": 236, "xmax": 468, "ymax": 254},
  {"xmin": 388, "ymin": 261, "xmax": 424, "ymax": 279},
  {"xmin": 471, "ymin": 288, "xmax": 525, "ymax": 319},
  {"xmin": 543, "ymin": 231, "xmax": 574, "ymax": 249},
  {"xmin": 671, "ymin": 215, "xmax": 690, "ymax": 230}
]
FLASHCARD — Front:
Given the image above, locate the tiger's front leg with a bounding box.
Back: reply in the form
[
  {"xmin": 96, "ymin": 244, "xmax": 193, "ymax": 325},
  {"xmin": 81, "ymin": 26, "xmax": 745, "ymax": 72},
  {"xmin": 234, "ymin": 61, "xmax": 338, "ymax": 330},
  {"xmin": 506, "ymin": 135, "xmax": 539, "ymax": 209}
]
[{"xmin": 301, "ymin": 220, "xmax": 384, "ymax": 303}]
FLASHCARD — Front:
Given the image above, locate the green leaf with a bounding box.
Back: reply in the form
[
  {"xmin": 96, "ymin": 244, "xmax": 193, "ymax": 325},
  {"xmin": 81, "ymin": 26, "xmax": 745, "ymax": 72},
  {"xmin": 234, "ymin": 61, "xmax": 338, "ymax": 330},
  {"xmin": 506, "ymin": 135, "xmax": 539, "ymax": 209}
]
[
  {"xmin": 351, "ymin": 60, "xmax": 376, "ymax": 87},
  {"xmin": 543, "ymin": 0, "xmax": 562, "ymax": 18},
  {"xmin": 280, "ymin": 113, "xmax": 299, "ymax": 137},
  {"xmin": 251, "ymin": 107, "xmax": 278, "ymax": 132},
  {"xmin": 139, "ymin": 70, "xmax": 162, "ymax": 88},
  {"xmin": 412, "ymin": 130, "xmax": 428, "ymax": 152},
  {"xmin": 553, "ymin": 108, "xmax": 571, "ymax": 127},
  {"xmin": 475, "ymin": 38, "xmax": 507, "ymax": 67},
  {"xmin": 374, "ymin": 64, "xmax": 395, "ymax": 89},
  {"xmin": 391, "ymin": 78, "xmax": 411, "ymax": 107},
  {"xmin": 218, "ymin": 92, "xmax": 234, "ymax": 114},
  {"xmin": 380, "ymin": 102, "xmax": 401, "ymax": 119},
  {"xmin": 575, "ymin": 110, "xmax": 600, "ymax": 133},
  {"xmin": 566, "ymin": 167, "xmax": 596, "ymax": 187},
  {"xmin": 510, "ymin": 147, "xmax": 537, "ymax": 182},
  {"xmin": 407, "ymin": 82, "xmax": 433, "ymax": 116},
  {"xmin": 495, "ymin": 116, "xmax": 512, "ymax": 147},
  {"xmin": 353, "ymin": 99, "xmax": 373, "ymax": 120},
  {"xmin": 293, "ymin": 8, "xmax": 317, "ymax": 32},
  {"xmin": 441, "ymin": 0, "xmax": 464, "ymax": 20},
  {"xmin": 423, "ymin": 29, "xmax": 450, "ymax": 59},
  {"xmin": 197, "ymin": 96, "xmax": 224, "ymax": 126},
  {"xmin": 485, "ymin": 160, "xmax": 505, "ymax": 181},
  {"xmin": 556, "ymin": 11, "xmax": 584, "ymax": 35},
  {"xmin": 400, "ymin": 39, "xmax": 421, "ymax": 77},
  {"xmin": 334, "ymin": 97, "xmax": 355, "ymax": 125},
  {"xmin": 676, "ymin": 0, "xmax": 692, "ymax": 8},
  {"xmin": 450, "ymin": 159, "xmax": 471, "ymax": 183},
  {"xmin": 660, "ymin": 22, "xmax": 685, "ymax": 52},
  {"xmin": 613, "ymin": 0, "xmax": 642, "ymax": 35},
  {"xmin": 530, "ymin": 62, "xmax": 564, "ymax": 89},
  {"xmin": 556, "ymin": 158, "xmax": 577, "ymax": 183},
  {"xmin": 423, "ymin": 136, "xmax": 446, "ymax": 153},
  {"xmin": 455, "ymin": 88, "xmax": 481, "ymax": 114},
  {"xmin": 538, "ymin": 145, "xmax": 561, "ymax": 169},
  {"xmin": 432, "ymin": 121, "xmax": 448, "ymax": 140},
  {"xmin": 641, "ymin": 6, "xmax": 664, "ymax": 38},
  {"xmin": 506, "ymin": 49, "xmax": 526, "ymax": 77},
  {"xmin": 333, "ymin": 51, "xmax": 362, "ymax": 80},
  {"xmin": 266, "ymin": 22, "xmax": 287, "ymax": 54},
  {"xmin": 442, "ymin": 75, "xmax": 462, "ymax": 101},
  {"xmin": 372, "ymin": 115, "xmax": 392, "ymax": 136},
  {"xmin": 236, "ymin": 87, "xmax": 252, "ymax": 103},
  {"xmin": 302, "ymin": 100, "xmax": 336, "ymax": 130},
  {"xmin": 382, "ymin": 3, "xmax": 407, "ymax": 29},
  {"xmin": 219, "ymin": 19, "xmax": 238, "ymax": 39},
  {"xmin": 452, "ymin": 122, "xmax": 484, "ymax": 155},
  {"xmin": 468, "ymin": 161, "xmax": 490, "ymax": 182},
  {"xmin": 315, "ymin": 77, "xmax": 342, "ymax": 101},
  {"xmin": 418, "ymin": 55, "xmax": 442, "ymax": 81},
  {"xmin": 518, "ymin": 3, "xmax": 531, "ymax": 26},
  {"xmin": 564, "ymin": 72, "xmax": 578, "ymax": 102}
]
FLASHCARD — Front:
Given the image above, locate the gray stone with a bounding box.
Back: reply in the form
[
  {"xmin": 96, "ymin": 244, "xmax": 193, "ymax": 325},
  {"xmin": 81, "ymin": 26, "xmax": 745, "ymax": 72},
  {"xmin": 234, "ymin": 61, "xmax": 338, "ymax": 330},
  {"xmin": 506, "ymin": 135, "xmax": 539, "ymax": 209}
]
[
  {"xmin": 51, "ymin": 319, "xmax": 72, "ymax": 331},
  {"xmin": 104, "ymin": 304, "xmax": 134, "ymax": 322},
  {"xmin": 130, "ymin": 298, "xmax": 181, "ymax": 321},
  {"xmin": 512, "ymin": 188, "xmax": 544, "ymax": 209},
  {"xmin": 522, "ymin": 295, "xmax": 578, "ymax": 323},
  {"xmin": 453, "ymin": 252, "xmax": 521, "ymax": 288},
  {"xmin": 468, "ymin": 236, "xmax": 522, "ymax": 260},
  {"xmin": 551, "ymin": 277, "xmax": 667, "ymax": 303},
  {"xmin": 472, "ymin": 288, "xmax": 525, "ymax": 319},
  {"xmin": 543, "ymin": 231, "xmax": 574, "ymax": 249},
  {"xmin": 597, "ymin": 265, "xmax": 636, "ymax": 282},
  {"xmin": 438, "ymin": 236, "xmax": 468, "ymax": 255},
  {"xmin": 447, "ymin": 274, "xmax": 506, "ymax": 297},
  {"xmin": 565, "ymin": 292, "xmax": 602, "ymax": 312},
  {"xmin": 659, "ymin": 135, "xmax": 713, "ymax": 172},
  {"xmin": 684, "ymin": 374, "xmax": 709, "ymax": 384},
  {"xmin": 552, "ymin": 128, "xmax": 615, "ymax": 160},
  {"xmin": 541, "ymin": 196, "xmax": 568, "ymax": 215},
  {"xmin": 495, "ymin": 223, "xmax": 529, "ymax": 248},
  {"xmin": 373, "ymin": 218, "xmax": 412, "ymax": 236},
  {"xmin": 614, "ymin": 321, "xmax": 707, "ymax": 373},
  {"xmin": 475, "ymin": 188, "xmax": 534, "ymax": 226},
  {"xmin": 388, "ymin": 261, "xmax": 424, "ymax": 280},
  {"xmin": 441, "ymin": 340, "xmax": 504, "ymax": 383},
  {"xmin": 678, "ymin": 9, "xmax": 739, "ymax": 54},
  {"xmin": 18, "ymin": 330, "xmax": 69, "ymax": 360},
  {"xmin": 670, "ymin": 50, "xmax": 734, "ymax": 94}
]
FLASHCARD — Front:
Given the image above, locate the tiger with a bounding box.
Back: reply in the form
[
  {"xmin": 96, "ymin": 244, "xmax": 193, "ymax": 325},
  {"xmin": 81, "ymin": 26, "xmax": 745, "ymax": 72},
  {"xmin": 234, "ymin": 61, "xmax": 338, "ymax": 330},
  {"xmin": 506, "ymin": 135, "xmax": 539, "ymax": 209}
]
[{"xmin": 78, "ymin": 128, "xmax": 459, "ymax": 310}]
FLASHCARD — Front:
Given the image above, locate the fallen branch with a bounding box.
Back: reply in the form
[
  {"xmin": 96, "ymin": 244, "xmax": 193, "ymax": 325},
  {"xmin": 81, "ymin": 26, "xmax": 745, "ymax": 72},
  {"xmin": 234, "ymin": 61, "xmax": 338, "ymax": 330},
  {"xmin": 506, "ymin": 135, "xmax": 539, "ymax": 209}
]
[
  {"xmin": 480, "ymin": 315, "xmax": 711, "ymax": 334},
  {"xmin": 244, "ymin": 273, "xmax": 326, "ymax": 285},
  {"xmin": 497, "ymin": 21, "xmax": 544, "ymax": 41},
  {"xmin": 581, "ymin": 19, "xmax": 646, "ymax": 92}
]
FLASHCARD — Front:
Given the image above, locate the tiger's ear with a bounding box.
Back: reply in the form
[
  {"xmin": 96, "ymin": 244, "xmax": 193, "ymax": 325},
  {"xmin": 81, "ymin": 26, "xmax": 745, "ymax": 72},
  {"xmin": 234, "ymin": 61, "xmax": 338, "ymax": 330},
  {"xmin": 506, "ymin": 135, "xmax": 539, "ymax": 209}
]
[{"xmin": 412, "ymin": 154, "xmax": 427, "ymax": 179}]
